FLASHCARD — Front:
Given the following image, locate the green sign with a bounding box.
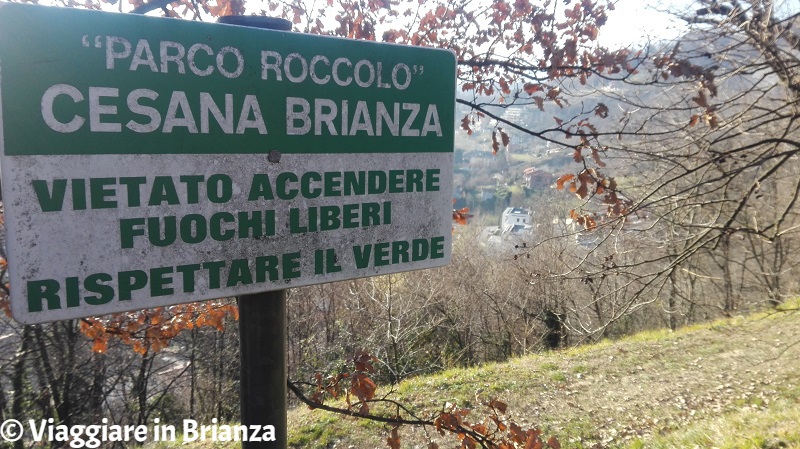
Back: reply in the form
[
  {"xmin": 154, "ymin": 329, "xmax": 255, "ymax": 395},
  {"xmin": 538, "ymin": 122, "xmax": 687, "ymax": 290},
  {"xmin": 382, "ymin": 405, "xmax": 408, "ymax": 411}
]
[{"xmin": 0, "ymin": 3, "xmax": 455, "ymax": 324}]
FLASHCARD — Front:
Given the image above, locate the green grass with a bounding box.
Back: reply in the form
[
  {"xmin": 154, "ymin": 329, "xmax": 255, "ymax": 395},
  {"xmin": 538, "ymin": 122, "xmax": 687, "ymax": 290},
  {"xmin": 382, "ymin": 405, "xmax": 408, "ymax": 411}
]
[
  {"xmin": 285, "ymin": 307, "xmax": 800, "ymax": 448},
  {"xmin": 287, "ymin": 415, "xmax": 349, "ymax": 448},
  {"xmin": 509, "ymin": 152, "xmax": 539, "ymax": 164},
  {"xmin": 627, "ymin": 398, "xmax": 800, "ymax": 449},
  {"xmin": 571, "ymin": 364, "xmax": 589, "ymax": 374},
  {"xmin": 145, "ymin": 306, "xmax": 800, "ymax": 449}
]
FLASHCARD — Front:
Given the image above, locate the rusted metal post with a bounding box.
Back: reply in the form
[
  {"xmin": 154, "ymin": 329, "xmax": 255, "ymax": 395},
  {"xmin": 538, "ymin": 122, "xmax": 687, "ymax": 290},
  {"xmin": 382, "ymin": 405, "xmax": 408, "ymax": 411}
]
[{"xmin": 237, "ymin": 291, "xmax": 287, "ymax": 449}]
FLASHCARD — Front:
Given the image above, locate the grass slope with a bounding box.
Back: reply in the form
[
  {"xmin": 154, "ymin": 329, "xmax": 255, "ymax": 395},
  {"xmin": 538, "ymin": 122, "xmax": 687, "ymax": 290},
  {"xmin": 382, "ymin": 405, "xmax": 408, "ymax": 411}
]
[{"xmin": 287, "ymin": 307, "xmax": 800, "ymax": 449}]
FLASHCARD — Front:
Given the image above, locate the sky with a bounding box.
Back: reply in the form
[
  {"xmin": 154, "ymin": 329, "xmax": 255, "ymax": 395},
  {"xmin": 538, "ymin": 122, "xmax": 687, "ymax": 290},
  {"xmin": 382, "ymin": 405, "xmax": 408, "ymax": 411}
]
[
  {"xmin": 600, "ymin": 0, "xmax": 691, "ymax": 48},
  {"xmin": 83, "ymin": 0, "xmax": 694, "ymax": 49}
]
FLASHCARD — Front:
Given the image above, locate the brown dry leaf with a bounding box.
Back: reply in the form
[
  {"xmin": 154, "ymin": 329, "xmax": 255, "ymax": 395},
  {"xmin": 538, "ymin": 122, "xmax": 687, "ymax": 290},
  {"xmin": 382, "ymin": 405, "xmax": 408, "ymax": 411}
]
[
  {"xmin": 591, "ymin": 147, "xmax": 607, "ymax": 167},
  {"xmin": 500, "ymin": 129, "xmax": 510, "ymax": 147},
  {"xmin": 523, "ymin": 83, "xmax": 541, "ymax": 94},
  {"xmin": 491, "ymin": 414, "xmax": 507, "ymax": 431},
  {"xmin": 556, "ymin": 174, "xmax": 575, "ymax": 190},
  {"xmin": 453, "ymin": 207, "xmax": 473, "ymax": 225},
  {"xmin": 351, "ymin": 374, "xmax": 377, "ymax": 402},
  {"xmin": 499, "ymin": 78, "xmax": 511, "ymax": 95},
  {"xmin": 692, "ymin": 90, "xmax": 708, "ymax": 108},
  {"xmin": 387, "ymin": 426, "xmax": 401, "ymax": 449},
  {"xmin": 471, "ymin": 423, "xmax": 488, "ymax": 435},
  {"xmin": 524, "ymin": 433, "xmax": 543, "ymax": 449},
  {"xmin": 575, "ymin": 179, "xmax": 589, "ymax": 199},
  {"xmin": 461, "ymin": 116, "xmax": 473, "ymax": 135},
  {"xmin": 489, "ymin": 399, "xmax": 508, "ymax": 413},
  {"xmin": 92, "ymin": 339, "xmax": 108, "ymax": 353}
]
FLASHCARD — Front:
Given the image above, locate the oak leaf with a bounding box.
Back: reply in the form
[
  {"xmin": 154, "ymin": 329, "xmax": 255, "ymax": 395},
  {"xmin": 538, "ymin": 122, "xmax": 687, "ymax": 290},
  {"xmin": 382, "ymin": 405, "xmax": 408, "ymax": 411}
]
[
  {"xmin": 590, "ymin": 147, "xmax": 606, "ymax": 167},
  {"xmin": 387, "ymin": 426, "xmax": 401, "ymax": 449},
  {"xmin": 556, "ymin": 174, "xmax": 575, "ymax": 190},
  {"xmin": 500, "ymin": 129, "xmax": 510, "ymax": 147},
  {"xmin": 489, "ymin": 399, "xmax": 508, "ymax": 413}
]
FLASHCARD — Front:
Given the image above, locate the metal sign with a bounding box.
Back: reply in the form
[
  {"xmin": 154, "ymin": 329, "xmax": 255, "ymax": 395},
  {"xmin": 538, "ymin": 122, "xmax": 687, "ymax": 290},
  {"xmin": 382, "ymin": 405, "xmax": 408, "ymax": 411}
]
[{"xmin": 0, "ymin": 3, "xmax": 455, "ymax": 324}]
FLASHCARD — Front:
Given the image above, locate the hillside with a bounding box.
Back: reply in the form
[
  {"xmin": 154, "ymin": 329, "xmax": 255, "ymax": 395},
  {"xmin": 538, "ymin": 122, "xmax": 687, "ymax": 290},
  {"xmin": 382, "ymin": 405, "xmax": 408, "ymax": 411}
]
[{"xmin": 286, "ymin": 305, "xmax": 800, "ymax": 449}]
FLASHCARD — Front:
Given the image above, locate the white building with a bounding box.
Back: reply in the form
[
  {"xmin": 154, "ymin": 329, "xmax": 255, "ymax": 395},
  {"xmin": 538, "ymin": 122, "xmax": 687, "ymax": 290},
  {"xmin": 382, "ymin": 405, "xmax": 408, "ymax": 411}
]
[{"xmin": 501, "ymin": 207, "xmax": 532, "ymax": 234}]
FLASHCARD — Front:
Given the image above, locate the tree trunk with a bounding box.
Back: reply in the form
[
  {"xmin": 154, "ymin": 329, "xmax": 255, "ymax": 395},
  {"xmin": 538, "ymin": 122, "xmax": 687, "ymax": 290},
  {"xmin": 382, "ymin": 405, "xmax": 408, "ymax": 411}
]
[{"xmin": 12, "ymin": 326, "xmax": 33, "ymax": 449}]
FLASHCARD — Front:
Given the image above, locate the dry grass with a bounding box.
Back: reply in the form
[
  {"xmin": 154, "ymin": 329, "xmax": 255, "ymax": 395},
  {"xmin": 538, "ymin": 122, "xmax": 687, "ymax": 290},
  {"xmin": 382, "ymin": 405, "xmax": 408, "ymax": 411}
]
[
  {"xmin": 286, "ymin": 307, "xmax": 800, "ymax": 448},
  {"xmin": 145, "ymin": 305, "xmax": 800, "ymax": 448}
]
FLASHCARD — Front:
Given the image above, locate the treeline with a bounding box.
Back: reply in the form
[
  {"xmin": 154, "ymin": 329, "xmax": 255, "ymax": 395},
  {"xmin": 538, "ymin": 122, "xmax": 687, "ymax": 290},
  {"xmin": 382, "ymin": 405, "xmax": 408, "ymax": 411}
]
[{"xmin": 1, "ymin": 201, "xmax": 797, "ymax": 437}]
